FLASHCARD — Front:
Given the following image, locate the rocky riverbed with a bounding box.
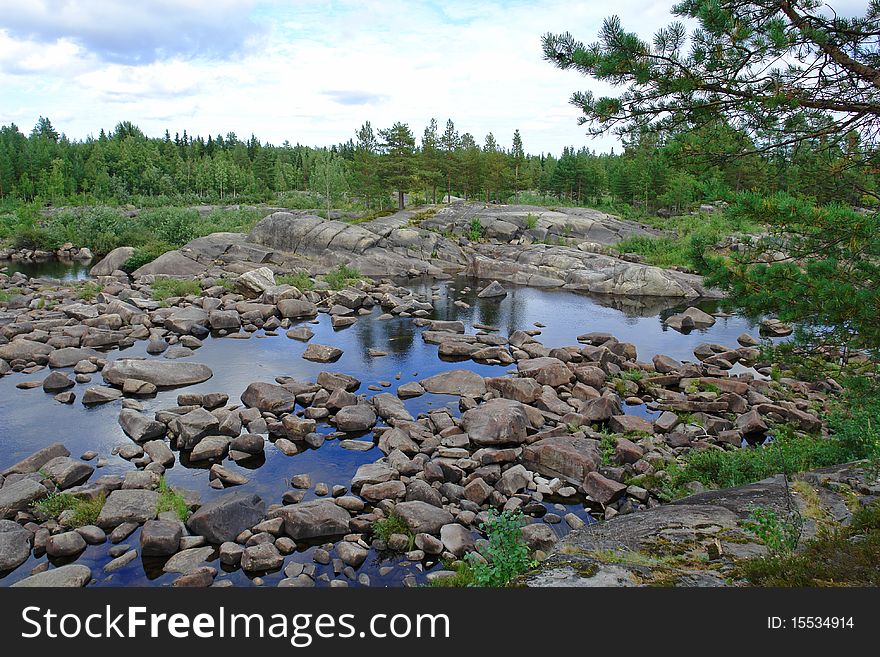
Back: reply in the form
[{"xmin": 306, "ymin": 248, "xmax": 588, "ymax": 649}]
[{"xmin": 0, "ymin": 204, "xmax": 841, "ymax": 588}]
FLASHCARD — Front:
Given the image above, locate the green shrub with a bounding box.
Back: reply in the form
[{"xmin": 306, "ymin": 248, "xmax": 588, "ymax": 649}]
[
  {"xmin": 465, "ymin": 509, "xmax": 533, "ymax": 587},
  {"xmin": 76, "ymin": 282, "xmax": 102, "ymax": 301},
  {"xmin": 150, "ymin": 278, "xmax": 201, "ymax": 300},
  {"xmin": 32, "ymin": 492, "xmax": 106, "ymax": 527},
  {"xmin": 276, "ymin": 271, "xmax": 314, "ymax": 290},
  {"xmin": 157, "ymin": 477, "xmax": 189, "ymax": 521},
  {"xmin": 323, "ymin": 264, "xmax": 362, "ymax": 290},
  {"xmin": 371, "ymin": 514, "xmax": 414, "ymax": 550},
  {"xmin": 468, "ymin": 217, "xmax": 484, "ymax": 242},
  {"xmin": 121, "ymin": 241, "xmax": 175, "ymax": 272},
  {"xmin": 741, "ymin": 506, "xmax": 802, "ymax": 556},
  {"xmin": 734, "ymin": 501, "xmax": 880, "ymax": 586},
  {"xmin": 525, "ymin": 213, "xmax": 538, "ymax": 230}
]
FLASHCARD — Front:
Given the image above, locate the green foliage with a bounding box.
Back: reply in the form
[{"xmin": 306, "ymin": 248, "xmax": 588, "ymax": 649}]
[
  {"xmin": 707, "ymin": 193, "xmax": 880, "ymax": 355},
  {"xmin": 371, "ymin": 514, "xmax": 414, "ymax": 550},
  {"xmin": 122, "ymin": 241, "xmax": 175, "ymax": 272},
  {"xmin": 465, "ymin": 509, "xmax": 533, "ymax": 587},
  {"xmin": 157, "ymin": 477, "xmax": 188, "ymax": 521},
  {"xmin": 75, "ymin": 281, "xmax": 102, "ymax": 301},
  {"xmin": 741, "ymin": 506, "xmax": 802, "ymax": 557},
  {"xmin": 525, "ymin": 213, "xmax": 538, "ymax": 229},
  {"xmin": 599, "ymin": 434, "xmax": 618, "ymax": 466},
  {"xmin": 322, "ymin": 264, "xmax": 362, "ymax": 290},
  {"xmin": 735, "ymin": 502, "xmax": 880, "ymax": 586},
  {"xmin": 150, "ymin": 278, "xmax": 201, "ymax": 300},
  {"xmin": 276, "ymin": 271, "xmax": 314, "ymax": 290},
  {"xmin": 467, "ymin": 217, "xmax": 484, "ymax": 242},
  {"xmin": 32, "ymin": 492, "xmax": 105, "ymax": 528},
  {"xmin": 615, "ymin": 208, "xmax": 757, "ymax": 272}
]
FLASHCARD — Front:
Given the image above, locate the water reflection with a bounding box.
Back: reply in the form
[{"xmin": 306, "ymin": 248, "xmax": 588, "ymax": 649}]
[{"xmin": 0, "ymin": 273, "xmax": 769, "ymax": 587}]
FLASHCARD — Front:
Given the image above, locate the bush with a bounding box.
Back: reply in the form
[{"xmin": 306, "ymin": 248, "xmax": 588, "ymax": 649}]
[
  {"xmin": 121, "ymin": 241, "xmax": 175, "ymax": 272},
  {"xmin": 157, "ymin": 477, "xmax": 188, "ymax": 521},
  {"xmin": 371, "ymin": 514, "xmax": 414, "ymax": 550},
  {"xmin": 323, "ymin": 264, "xmax": 362, "ymax": 290},
  {"xmin": 76, "ymin": 282, "xmax": 102, "ymax": 301},
  {"xmin": 276, "ymin": 271, "xmax": 314, "ymax": 290},
  {"xmin": 467, "ymin": 217, "xmax": 484, "ymax": 242},
  {"xmin": 734, "ymin": 501, "xmax": 880, "ymax": 586},
  {"xmin": 741, "ymin": 506, "xmax": 802, "ymax": 556},
  {"xmin": 32, "ymin": 492, "xmax": 106, "ymax": 528},
  {"xmin": 465, "ymin": 509, "xmax": 533, "ymax": 587},
  {"xmin": 150, "ymin": 278, "xmax": 201, "ymax": 300}
]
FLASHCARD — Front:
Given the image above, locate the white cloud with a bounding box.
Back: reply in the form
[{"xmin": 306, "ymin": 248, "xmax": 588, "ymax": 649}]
[{"xmin": 0, "ymin": 0, "xmax": 691, "ymax": 153}]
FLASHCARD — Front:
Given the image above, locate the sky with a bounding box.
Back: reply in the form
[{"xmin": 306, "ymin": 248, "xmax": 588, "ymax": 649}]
[{"xmin": 0, "ymin": 0, "xmax": 865, "ymax": 155}]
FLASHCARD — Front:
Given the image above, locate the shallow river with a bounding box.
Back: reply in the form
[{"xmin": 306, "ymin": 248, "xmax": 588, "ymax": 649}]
[{"xmin": 0, "ymin": 263, "xmax": 770, "ymax": 587}]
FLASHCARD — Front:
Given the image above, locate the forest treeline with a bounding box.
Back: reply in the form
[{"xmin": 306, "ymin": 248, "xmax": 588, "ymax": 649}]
[{"xmin": 0, "ymin": 115, "xmax": 874, "ymax": 214}]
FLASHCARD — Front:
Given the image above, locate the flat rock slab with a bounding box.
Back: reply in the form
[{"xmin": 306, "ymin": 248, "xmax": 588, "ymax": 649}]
[
  {"xmin": 96, "ymin": 489, "xmax": 159, "ymax": 528},
  {"xmin": 102, "ymin": 359, "xmax": 213, "ymax": 388},
  {"xmin": 163, "ymin": 546, "xmax": 215, "ymax": 574},
  {"xmin": 281, "ymin": 500, "xmax": 351, "ymax": 541},
  {"xmin": 12, "ymin": 564, "xmax": 92, "ymax": 587},
  {"xmin": 186, "ymin": 490, "xmax": 266, "ymax": 544},
  {"xmin": 419, "ymin": 369, "xmax": 486, "ymax": 397}
]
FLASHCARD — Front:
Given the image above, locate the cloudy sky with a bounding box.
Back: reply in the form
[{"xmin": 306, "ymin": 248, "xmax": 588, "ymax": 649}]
[{"xmin": 0, "ymin": 0, "xmax": 860, "ymax": 155}]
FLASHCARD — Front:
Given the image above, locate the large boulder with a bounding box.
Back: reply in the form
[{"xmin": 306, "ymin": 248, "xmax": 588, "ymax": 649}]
[
  {"xmin": 236, "ymin": 267, "xmax": 276, "ymax": 295},
  {"xmin": 460, "ymin": 398, "xmax": 530, "ymax": 445},
  {"xmin": 371, "ymin": 393, "xmax": 414, "ymax": 422},
  {"xmin": 102, "ymin": 359, "xmax": 213, "ymax": 388},
  {"xmin": 334, "ymin": 404, "xmax": 377, "ymax": 432},
  {"xmin": 277, "ymin": 298, "xmax": 318, "ymax": 319},
  {"xmin": 0, "ymin": 478, "xmax": 47, "ymax": 519},
  {"xmin": 522, "ymin": 435, "xmax": 601, "ymax": 488},
  {"xmin": 0, "ymin": 519, "xmax": 32, "ymax": 572},
  {"xmin": 174, "ymin": 408, "xmax": 220, "ymax": 450},
  {"xmin": 2, "ymin": 442, "xmax": 69, "ymax": 476},
  {"xmin": 140, "ymin": 520, "xmax": 184, "ymax": 557},
  {"xmin": 164, "ymin": 306, "xmax": 209, "ymax": 334},
  {"xmin": 240, "ymin": 382, "xmax": 296, "ymax": 414},
  {"xmin": 48, "ymin": 347, "xmax": 102, "ymax": 368},
  {"xmin": 486, "ymin": 376, "xmax": 543, "ymax": 403},
  {"xmin": 186, "ymin": 490, "xmax": 266, "ymax": 544},
  {"xmin": 419, "ymin": 369, "xmax": 486, "ymax": 397},
  {"xmin": 302, "ymin": 344, "xmax": 343, "ymax": 363},
  {"xmin": 393, "ymin": 501, "xmax": 454, "ymax": 535},
  {"xmin": 11, "ymin": 564, "xmax": 92, "ymax": 588},
  {"xmin": 118, "ymin": 409, "xmax": 166, "ymax": 442},
  {"xmin": 281, "ymin": 499, "xmax": 351, "ymax": 541},
  {"xmin": 477, "ymin": 280, "xmax": 507, "ymax": 298},
  {"xmin": 41, "ymin": 456, "xmax": 93, "ymax": 490},
  {"xmin": 0, "ymin": 339, "xmax": 54, "ymax": 363},
  {"xmin": 96, "ymin": 489, "xmax": 159, "ymax": 528},
  {"xmin": 132, "ymin": 250, "xmax": 207, "ymax": 278},
  {"xmin": 90, "ymin": 246, "xmax": 135, "ymax": 276},
  {"xmin": 517, "ymin": 357, "xmax": 573, "ymax": 387}
]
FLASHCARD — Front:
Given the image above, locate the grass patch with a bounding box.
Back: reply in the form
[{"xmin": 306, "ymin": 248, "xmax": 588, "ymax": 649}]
[
  {"xmin": 0, "ymin": 287, "xmax": 22, "ymax": 302},
  {"xmin": 429, "ymin": 560, "xmax": 479, "ymax": 587},
  {"xmin": 322, "ymin": 264, "xmax": 362, "ymax": 291},
  {"xmin": 157, "ymin": 477, "xmax": 189, "ymax": 521},
  {"xmin": 371, "ymin": 514, "xmax": 415, "ymax": 550},
  {"xmin": 276, "ymin": 271, "xmax": 314, "ymax": 291},
  {"xmin": 32, "ymin": 492, "xmax": 106, "ymax": 527},
  {"xmin": 660, "ymin": 377, "xmax": 880, "ymax": 498},
  {"xmin": 614, "ymin": 209, "xmax": 759, "ymax": 272},
  {"xmin": 150, "ymin": 278, "xmax": 201, "ymax": 300},
  {"xmin": 76, "ymin": 281, "xmax": 102, "ymax": 301},
  {"xmin": 734, "ymin": 501, "xmax": 880, "ymax": 586}
]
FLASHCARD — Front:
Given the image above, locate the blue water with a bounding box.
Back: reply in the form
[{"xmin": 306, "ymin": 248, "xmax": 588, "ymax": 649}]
[{"xmin": 0, "ymin": 273, "xmax": 769, "ymax": 586}]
